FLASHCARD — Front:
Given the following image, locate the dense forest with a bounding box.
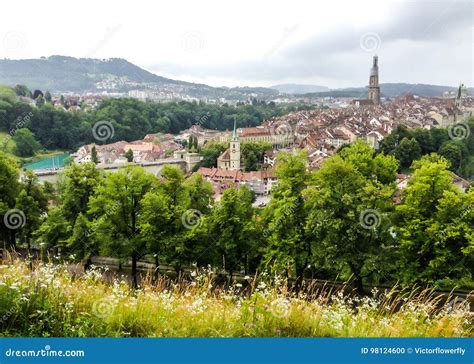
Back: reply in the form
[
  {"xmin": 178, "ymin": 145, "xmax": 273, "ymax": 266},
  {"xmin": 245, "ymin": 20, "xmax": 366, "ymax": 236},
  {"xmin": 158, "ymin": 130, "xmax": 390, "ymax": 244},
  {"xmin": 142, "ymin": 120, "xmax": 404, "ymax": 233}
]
[
  {"xmin": 1, "ymin": 141, "xmax": 472, "ymax": 292},
  {"xmin": 0, "ymin": 85, "xmax": 316, "ymax": 152},
  {"xmin": 379, "ymin": 121, "xmax": 474, "ymax": 180}
]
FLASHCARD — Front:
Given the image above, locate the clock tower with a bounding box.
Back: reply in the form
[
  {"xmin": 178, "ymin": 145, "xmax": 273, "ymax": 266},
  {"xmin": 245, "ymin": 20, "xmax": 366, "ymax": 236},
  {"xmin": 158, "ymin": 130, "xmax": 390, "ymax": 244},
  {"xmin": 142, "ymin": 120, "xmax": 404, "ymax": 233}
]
[{"xmin": 229, "ymin": 118, "xmax": 241, "ymax": 170}]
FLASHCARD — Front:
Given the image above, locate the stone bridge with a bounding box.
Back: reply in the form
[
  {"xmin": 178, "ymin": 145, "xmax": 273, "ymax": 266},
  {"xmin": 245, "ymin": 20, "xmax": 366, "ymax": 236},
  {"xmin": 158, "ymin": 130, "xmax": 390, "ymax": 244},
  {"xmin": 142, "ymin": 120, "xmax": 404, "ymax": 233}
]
[{"xmin": 29, "ymin": 159, "xmax": 188, "ymax": 184}]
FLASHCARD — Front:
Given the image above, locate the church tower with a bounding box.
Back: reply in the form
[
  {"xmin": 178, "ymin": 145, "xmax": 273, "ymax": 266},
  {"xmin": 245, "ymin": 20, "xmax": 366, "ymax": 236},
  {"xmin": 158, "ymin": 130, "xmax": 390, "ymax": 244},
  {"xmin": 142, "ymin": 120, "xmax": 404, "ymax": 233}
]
[
  {"xmin": 229, "ymin": 118, "xmax": 241, "ymax": 170},
  {"xmin": 368, "ymin": 55, "xmax": 380, "ymax": 105},
  {"xmin": 455, "ymin": 83, "xmax": 464, "ymax": 108}
]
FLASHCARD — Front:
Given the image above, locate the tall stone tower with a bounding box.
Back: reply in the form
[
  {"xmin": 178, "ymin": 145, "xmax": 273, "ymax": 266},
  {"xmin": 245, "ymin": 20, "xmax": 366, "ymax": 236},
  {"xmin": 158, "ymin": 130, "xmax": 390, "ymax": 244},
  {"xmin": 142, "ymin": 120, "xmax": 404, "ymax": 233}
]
[
  {"xmin": 229, "ymin": 118, "xmax": 241, "ymax": 170},
  {"xmin": 368, "ymin": 55, "xmax": 380, "ymax": 105}
]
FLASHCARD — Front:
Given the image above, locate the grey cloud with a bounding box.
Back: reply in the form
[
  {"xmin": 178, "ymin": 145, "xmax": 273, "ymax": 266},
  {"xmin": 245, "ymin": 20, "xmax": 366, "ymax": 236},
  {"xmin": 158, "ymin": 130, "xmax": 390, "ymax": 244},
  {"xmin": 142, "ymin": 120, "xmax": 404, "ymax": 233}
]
[{"xmin": 147, "ymin": 0, "xmax": 473, "ymax": 87}]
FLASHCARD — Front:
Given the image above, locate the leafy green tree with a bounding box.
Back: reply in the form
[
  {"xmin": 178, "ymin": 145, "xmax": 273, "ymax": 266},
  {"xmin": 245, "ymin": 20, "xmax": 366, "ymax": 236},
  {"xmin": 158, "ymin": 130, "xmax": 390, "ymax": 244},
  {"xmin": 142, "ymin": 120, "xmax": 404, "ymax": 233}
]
[
  {"xmin": 0, "ymin": 152, "xmax": 20, "ymax": 247},
  {"xmin": 91, "ymin": 145, "xmax": 98, "ymax": 164},
  {"xmin": 183, "ymin": 173, "xmax": 214, "ymax": 214},
  {"xmin": 241, "ymin": 142, "xmax": 272, "ymax": 171},
  {"xmin": 263, "ymin": 150, "xmax": 310, "ymax": 282},
  {"xmin": 35, "ymin": 207, "xmax": 71, "ymax": 250},
  {"xmin": 305, "ymin": 142, "xmax": 398, "ymax": 292},
  {"xmin": 88, "ymin": 166, "xmax": 157, "ymax": 288},
  {"xmin": 188, "ymin": 135, "xmax": 198, "ymax": 152},
  {"xmin": 44, "ymin": 91, "xmax": 52, "ymax": 103},
  {"xmin": 12, "ymin": 128, "xmax": 41, "ymax": 157},
  {"xmin": 67, "ymin": 213, "xmax": 97, "ymax": 270},
  {"xmin": 201, "ymin": 143, "xmax": 227, "ymax": 168},
  {"xmin": 411, "ymin": 128, "xmax": 435, "ymax": 154},
  {"xmin": 379, "ymin": 125, "xmax": 411, "ymax": 155},
  {"xmin": 438, "ymin": 141, "xmax": 465, "ymax": 172},
  {"xmin": 158, "ymin": 166, "xmax": 204, "ymax": 272},
  {"xmin": 140, "ymin": 190, "xmax": 172, "ymax": 268},
  {"xmin": 61, "ymin": 163, "xmax": 103, "ymax": 224},
  {"xmin": 13, "ymin": 85, "xmax": 32, "ymax": 97},
  {"xmin": 15, "ymin": 171, "xmax": 48, "ymax": 249},
  {"xmin": 124, "ymin": 149, "xmax": 134, "ymax": 162},
  {"xmin": 393, "ymin": 137, "xmax": 421, "ymax": 170},
  {"xmin": 35, "ymin": 95, "xmax": 45, "ymax": 108},
  {"xmin": 394, "ymin": 154, "xmax": 473, "ymax": 287},
  {"xmin": 209, "ymin": 185, "xmax": 256, "ymax": 275},
  {"xmin": 430, "ymin": 128, "xmax": 450, "ymax": 151}
]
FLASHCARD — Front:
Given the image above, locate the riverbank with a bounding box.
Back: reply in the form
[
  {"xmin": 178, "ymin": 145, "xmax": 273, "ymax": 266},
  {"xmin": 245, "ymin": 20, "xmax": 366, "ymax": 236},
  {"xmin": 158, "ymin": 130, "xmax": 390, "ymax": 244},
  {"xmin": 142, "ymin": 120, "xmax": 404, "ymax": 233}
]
[{"xmin": 0, "ymin": 259, "xmax": 471, "ymax": 337}]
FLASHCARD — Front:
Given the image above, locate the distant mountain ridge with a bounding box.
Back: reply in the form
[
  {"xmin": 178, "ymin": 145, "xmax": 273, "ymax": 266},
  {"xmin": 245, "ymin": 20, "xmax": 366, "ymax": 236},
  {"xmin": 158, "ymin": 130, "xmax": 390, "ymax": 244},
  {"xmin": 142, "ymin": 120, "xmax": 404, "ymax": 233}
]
[
  {"xmin": 0, "ymin": 55, "xmax": 184, "ymax": 91},
  {"xmin": 0, "ymin": 56, "xmax": 468, "ymax": 99},
  {"xmin": 0, "ymin": 56, "xmax": 278, "ymax": 100},
  {"xmin": 302, "ymin": 83, "xmax": 473, "ymax": 99},
  {"xmin": 270, "ymin": 84, "xmax": 329, "ymax": 94}
]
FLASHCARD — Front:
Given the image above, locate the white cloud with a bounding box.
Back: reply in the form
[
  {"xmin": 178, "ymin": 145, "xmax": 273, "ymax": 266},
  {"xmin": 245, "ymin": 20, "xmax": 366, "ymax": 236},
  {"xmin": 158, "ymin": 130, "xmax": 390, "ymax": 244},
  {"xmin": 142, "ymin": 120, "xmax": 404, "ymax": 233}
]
[{"xmin": 0, "ymin": 0, "xmax": 472, "ymax": 88}]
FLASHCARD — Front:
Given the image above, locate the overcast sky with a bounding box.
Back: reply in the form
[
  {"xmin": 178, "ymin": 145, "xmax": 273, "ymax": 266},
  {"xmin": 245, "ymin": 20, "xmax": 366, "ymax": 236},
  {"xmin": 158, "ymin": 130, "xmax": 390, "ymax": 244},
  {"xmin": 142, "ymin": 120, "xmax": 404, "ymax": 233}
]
[{"xmin": 1, "ymin": 0, "xmax": 472, "ymax": 88}]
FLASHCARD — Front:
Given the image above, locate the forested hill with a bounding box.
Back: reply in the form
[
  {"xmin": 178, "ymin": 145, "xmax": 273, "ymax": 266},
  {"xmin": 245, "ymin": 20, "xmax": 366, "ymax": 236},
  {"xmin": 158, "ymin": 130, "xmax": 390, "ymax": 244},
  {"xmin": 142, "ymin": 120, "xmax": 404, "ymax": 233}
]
[
  {"xmin": 0, "ymin": 56, "xmax": 279, "ymax": 100},
  {"xmin": 0, "ymin": 56, "xmax": 185, "ymax": 91},
  {"xmin": 0, "ymin": 86, "xmax": 315, "ymax": 151}
]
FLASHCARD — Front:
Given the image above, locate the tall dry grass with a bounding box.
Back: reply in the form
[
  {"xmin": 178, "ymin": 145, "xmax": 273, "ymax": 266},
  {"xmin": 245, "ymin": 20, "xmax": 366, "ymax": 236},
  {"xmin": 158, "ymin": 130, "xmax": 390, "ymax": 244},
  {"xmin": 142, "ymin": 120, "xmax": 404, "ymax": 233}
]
[{"xmin": 0, "ymin": 255, "xmax": 471, "ymax": 337}]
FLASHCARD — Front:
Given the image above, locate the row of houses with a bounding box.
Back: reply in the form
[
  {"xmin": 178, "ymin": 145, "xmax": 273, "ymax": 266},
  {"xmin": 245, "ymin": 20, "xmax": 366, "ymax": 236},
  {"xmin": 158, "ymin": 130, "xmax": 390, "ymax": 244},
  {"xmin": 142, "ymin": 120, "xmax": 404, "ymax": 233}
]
[{"xmin": 197, "ymin": 167, "xmax": 277, "ymax": 197}]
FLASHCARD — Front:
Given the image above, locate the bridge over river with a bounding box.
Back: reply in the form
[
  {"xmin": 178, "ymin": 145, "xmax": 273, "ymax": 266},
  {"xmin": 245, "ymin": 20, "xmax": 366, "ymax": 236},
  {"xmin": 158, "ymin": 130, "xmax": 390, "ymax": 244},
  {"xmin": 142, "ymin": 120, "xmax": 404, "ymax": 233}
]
[{"xmin": 27, "ymin": 159, "xmax": 188, "ymax": 183}]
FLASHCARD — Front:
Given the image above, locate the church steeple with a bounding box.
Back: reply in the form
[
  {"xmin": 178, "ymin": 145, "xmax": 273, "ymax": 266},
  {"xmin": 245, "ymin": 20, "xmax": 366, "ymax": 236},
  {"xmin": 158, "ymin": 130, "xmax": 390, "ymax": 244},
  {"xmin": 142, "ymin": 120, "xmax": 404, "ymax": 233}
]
[
  {"xmin": 232, "ymin": 118, "xmax": 239, "ymax": 141},
  {"xmin": 229, "ymin": 117, "xmax": 241, "ymax": 170}
]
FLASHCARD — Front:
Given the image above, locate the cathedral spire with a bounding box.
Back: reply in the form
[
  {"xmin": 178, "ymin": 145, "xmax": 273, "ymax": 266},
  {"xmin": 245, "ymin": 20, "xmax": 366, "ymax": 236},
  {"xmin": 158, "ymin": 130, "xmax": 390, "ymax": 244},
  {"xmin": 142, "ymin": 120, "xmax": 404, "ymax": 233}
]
[
  {"xmin": 232, "ymin": 117, "xmax": 238, "ymax": 141},
  {"xmin": 368, "ymin": 55, "xmax": 380, "ymax": 105}
]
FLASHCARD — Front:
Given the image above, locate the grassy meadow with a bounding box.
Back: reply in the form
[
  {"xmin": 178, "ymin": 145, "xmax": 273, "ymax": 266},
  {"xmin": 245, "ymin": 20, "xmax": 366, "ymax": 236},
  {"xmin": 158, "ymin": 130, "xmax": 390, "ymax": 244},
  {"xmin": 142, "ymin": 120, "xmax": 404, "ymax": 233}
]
[{"xmin": 0, "ymin": 257, "xmax": 471, "ymax": 338}]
